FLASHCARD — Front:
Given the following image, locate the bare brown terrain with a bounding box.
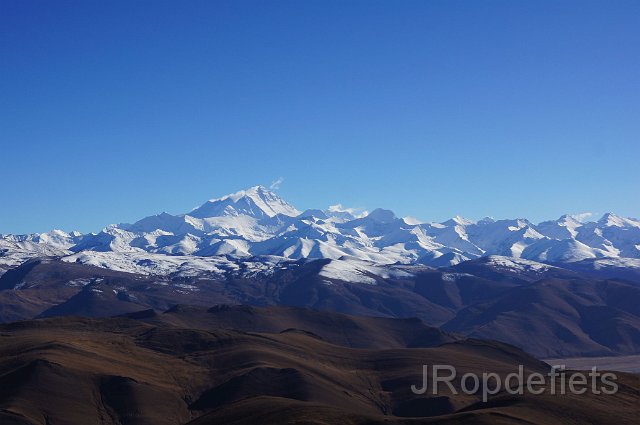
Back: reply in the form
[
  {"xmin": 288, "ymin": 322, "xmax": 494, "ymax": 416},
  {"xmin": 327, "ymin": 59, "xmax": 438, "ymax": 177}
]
[
  {"xmin": 2, "ymin": 258, "xmax": 639, "ymax": 358},
  {"xmin": 0, "ymin": 307, "xmax": 637, "ymax": 425}
]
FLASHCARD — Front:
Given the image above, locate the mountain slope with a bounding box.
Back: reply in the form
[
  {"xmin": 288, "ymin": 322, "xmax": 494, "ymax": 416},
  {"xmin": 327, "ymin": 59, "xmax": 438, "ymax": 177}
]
[
  {"xmin": 2, "ymin": 256, "xmax": 639, "ymax": 357},
  {"xmin": 442, "ymin": 278, "xmax": 640, "ymax": 357},
  {"xmin": 136, "ymin": 304, "xmax": 457, "ymax": 349},
  {"xmin": 0, "ymin": 313, "xmax": 637, "ymax": 425}
]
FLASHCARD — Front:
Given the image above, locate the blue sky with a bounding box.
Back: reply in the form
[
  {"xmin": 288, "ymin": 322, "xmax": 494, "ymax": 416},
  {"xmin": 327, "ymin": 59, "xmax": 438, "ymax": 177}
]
[{"xmin": 1, "ymin": 0, "xmax": 638, "ymax": 234}]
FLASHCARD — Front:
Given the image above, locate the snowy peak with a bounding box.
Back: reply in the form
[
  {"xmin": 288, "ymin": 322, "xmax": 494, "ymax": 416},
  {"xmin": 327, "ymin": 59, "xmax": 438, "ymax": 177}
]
[
  {"xmin": 556, "ymin": 214, "xmax": 582, "ymax": 226},
  {"xmin": 324, "ymin": 204, "xmax": 367, "ymax": 221},
  {"xmin": 189, "ymin": 186, "xmax": 300, "ymax": 219},
  {"xmin": 298, "ymin": 209, "xmax": 329, "ymax": 220},
  {"xmin": 598, "ymin": 212, "xmax": 640, "ymax": 228},
  {"xmin": 443, "ymin": 215, "xmax": 475, "ymax": 226},
  {"xmin": 536, "ymin": 215, "xmax": 582, "ymax": 239},
  {"xmin": 365, "ymin": 208, "xmax": 397, "ymax": 223}
]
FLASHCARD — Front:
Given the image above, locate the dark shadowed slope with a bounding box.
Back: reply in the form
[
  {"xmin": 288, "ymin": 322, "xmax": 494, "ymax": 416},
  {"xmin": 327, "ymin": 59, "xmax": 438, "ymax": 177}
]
[
  {"xmin": 0, "ymin": 257, "xmax": 544, "ymax": 325},
  {"xmin": 442, "ymin": 278, "xmax": 640, "ymax": 357},
  {"xmin": 1, "ymin": 258, "xmax": 639, "ymax": 357},
  {"xmin": 0, "ymin": 259, "xmax": 153, "ymax": 322},
  {"xmin": 131, "ymin": 304, "xmax": 457, "ymax": 349}
]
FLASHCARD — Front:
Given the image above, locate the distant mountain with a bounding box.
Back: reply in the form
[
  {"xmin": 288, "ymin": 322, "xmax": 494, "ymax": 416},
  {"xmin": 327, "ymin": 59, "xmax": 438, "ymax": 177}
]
[
  {"xmin": 189, "ymin": 185, "xmax": 301, "ymax": 219},
  {"xmin": 2, "ymin": 186, "xmax": 639, "ymax": 278}
]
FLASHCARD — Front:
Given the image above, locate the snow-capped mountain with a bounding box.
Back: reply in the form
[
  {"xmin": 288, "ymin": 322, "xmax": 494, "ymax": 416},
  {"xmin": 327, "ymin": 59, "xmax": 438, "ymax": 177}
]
[
  {"xmin": 190, "ymin": 185, "xmax": 300, "ymax": 219},
  {"xmin": 1, "ymin": 185, "xmax": 639, "ymax": 277}
]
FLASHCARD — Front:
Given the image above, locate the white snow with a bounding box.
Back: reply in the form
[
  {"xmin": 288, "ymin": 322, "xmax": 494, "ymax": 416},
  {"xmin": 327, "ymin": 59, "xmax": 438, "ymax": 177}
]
[
  {"xmin": 319, "ymin": 260, "xmax": 377, "ymax": 285},
  {"xmin": 441, "ymin": 272, "xmax": 474, "ymax": 282},
  {"xmin": 483, "ymin": 255, "xmax": 558, "ymax": 273}
]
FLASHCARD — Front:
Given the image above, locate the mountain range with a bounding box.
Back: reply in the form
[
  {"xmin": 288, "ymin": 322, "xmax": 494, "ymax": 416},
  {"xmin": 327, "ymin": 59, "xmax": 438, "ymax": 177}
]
[{"xmin": 1, "ymin": 185, "xmax": 639, "ymax": 279}]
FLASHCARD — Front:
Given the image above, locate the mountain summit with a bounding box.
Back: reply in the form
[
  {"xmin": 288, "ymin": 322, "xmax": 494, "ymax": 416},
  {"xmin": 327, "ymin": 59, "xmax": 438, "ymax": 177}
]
[{"xmin": 190, "ymin": 185, "xmax": 300, "ymax": 219}]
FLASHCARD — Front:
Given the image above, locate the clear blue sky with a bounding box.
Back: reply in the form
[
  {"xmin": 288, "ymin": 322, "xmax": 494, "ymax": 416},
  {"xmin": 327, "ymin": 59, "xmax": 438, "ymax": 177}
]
[{"xmin": 1, "ymin": 0, "xmax": 638, "ymax": 234}]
